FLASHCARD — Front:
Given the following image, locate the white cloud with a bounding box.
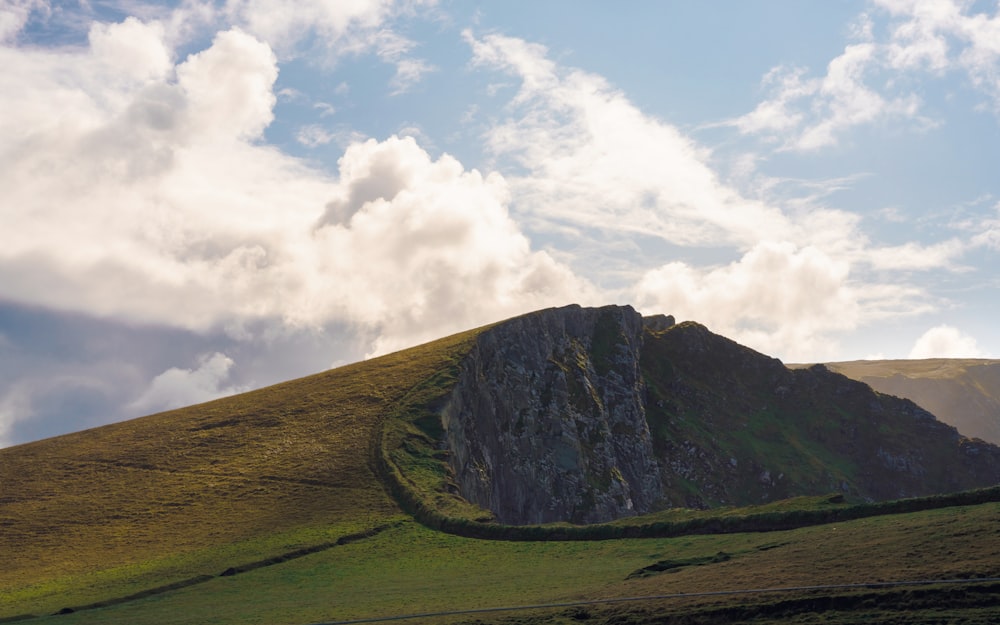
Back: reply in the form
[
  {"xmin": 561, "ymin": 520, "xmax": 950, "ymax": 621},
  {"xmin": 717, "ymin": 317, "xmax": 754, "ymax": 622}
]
[
  {"xmin": 0, "ymin": 16, "xmax": 592, "ymax": 361},
  {"xmin": 223, "ymin": 0, "xmax": 437, "ymax": 92},
  {"xmin": 878, "ymin": 0, "xmax": 1000, "ymax": 112},
  {"xmin": 0, "ymin": 0, "xmax": 47, "ymax": 42},
  {"xmin": 466, "ymin": 31, "xmax": 793, "ymax": 249},
  {"xmin": 389, "ymin": 56, "xmax": 435, "ymax": 94},
  {"xmin": 296, "ymin": 124, "xmax": 337, "ymax": 147},
  {"xmin": 863, "ymin": 239, "xmax": 966, "ymax": 270},
  {"xmin": 734, "ymin": 0, "xmax": 1000, "ymax": 149},
  {"xmin": 733, "ymin": 43, "xmax": 923, "ymax": 151},
  {"xmin": 633, "ymin": 241, "xmax": 929, "ymax": 361},
  {"xmin": 130, "ymin": 352, "xmax": 245, "ymax": 413},
  {"xmin": 222, "ymin": 0, "xmax": 397, "ymax": 53},
  {"xmin": 311, "ymin": 135, "xmax": 598, "ymax": 355},
  {"xmin": 909, "ymin": 324, "xmax": 985, "ymax": 358}
]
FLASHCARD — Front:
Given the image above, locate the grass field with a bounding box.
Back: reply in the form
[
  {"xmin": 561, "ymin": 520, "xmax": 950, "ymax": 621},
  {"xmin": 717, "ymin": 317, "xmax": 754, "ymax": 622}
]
[
  {"xmin": 14, "ymin": 502, "xmax": 1000, "ymax": 625},
  {"xmin": 4, "ymin": 317, "xmax": 1000, "ymax": 624}
]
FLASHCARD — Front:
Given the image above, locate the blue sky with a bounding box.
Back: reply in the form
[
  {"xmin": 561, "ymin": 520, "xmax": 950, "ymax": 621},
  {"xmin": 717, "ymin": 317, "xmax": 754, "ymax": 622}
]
[{"xmin": 2, "ymin": 0, "xmax": 999, "ymax": 446}]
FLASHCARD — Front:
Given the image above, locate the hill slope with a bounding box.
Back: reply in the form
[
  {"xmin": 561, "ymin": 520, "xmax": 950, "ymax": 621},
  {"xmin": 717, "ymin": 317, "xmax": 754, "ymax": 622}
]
[
  {"xmin": 0, "ymin": 325, "xmax": 481, "ymax": 616},
  {"xmin": 640, "ymin": 321, "xmax": 1000, "ymax": 508},
  {"xmin": 823, "ymin": 359, "xmax": 1000, "ymax": 445}
]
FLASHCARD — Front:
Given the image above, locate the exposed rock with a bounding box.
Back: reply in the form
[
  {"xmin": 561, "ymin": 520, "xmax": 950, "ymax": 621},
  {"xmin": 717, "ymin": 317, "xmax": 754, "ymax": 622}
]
[
  {"xmin": 642, "ymin": 314, "xmax": 675, "ymax": 333},
  {"xmin": 441, "ymin": 304, "xmax": 662, "ymax": 524},
  {"xmin": 437, "ymin": 305, "xmax": 1000, "ymax": 524}
]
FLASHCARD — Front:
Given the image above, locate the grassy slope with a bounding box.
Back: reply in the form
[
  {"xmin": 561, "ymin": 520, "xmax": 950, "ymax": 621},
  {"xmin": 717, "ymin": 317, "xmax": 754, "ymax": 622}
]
[
  {"xmin": 820, "ymin": 359, "xmax": 1000, "ymax": 445},
  {"xmin": 0, "ymin": 326, "xmax": 481, "ymax": 618}
]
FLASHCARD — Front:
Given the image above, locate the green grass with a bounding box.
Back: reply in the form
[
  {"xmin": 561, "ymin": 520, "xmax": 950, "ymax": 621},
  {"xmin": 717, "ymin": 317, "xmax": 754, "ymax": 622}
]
[{"xmin": 17, "ymin": 502, "xmax": 1000, "ymax": 625}]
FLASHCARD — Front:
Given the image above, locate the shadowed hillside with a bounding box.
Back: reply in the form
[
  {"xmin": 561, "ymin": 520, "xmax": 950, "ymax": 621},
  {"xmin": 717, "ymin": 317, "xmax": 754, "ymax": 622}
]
[{"xmin": 822, "ymin": 359, "xmax": 1000, "ymax": 445}]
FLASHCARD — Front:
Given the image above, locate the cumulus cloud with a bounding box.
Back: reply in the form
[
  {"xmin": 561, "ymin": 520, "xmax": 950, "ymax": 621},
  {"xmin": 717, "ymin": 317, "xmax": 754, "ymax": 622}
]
[
  {"xmin": 130, "ymin": 352, "xmax": 245, "ymax": 413},
  {"xmin": 633, "ymin": 241, "xmax": 931, "ymax": 361},
  {"xmin": 0, "ymin": 15, "xmax": 591, "ymax": 363},
  {"xmin": 312, "ymin": 136, "xmax": 598, "ymax": 355},
  {"xmin": 909, "ymin": 325, "xmax": 985, "ymax": 358}
]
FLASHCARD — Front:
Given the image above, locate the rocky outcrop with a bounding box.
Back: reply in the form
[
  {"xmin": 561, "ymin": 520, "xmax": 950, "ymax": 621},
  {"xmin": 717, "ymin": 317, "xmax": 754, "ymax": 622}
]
[
  {"xmin": 441, "ymin": 305, "xmax": 662, "ymax": 524},
  {"xmin": 436, "ymin": 305, "xmax": 1000, "ymax": 525}
]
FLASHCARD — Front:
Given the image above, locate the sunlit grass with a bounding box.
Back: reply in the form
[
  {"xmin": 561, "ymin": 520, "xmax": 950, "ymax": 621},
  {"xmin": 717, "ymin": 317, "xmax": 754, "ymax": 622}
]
[
  {"xmin": 0, "ymin": 326, "xmax": 482, "ymax": 618},
  {"xmin": 22, "ymin": 503, "xmax": 1000, "ymax": 625}
]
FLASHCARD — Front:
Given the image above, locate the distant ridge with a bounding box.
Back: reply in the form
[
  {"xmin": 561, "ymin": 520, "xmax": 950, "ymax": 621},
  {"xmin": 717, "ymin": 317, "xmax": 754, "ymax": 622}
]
[{"xmin": 818, "ymin": 359, "xmax": 1000, "ymax": 445}]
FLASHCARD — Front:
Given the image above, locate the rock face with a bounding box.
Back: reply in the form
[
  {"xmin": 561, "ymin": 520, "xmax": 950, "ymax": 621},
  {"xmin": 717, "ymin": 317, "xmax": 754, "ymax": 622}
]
[
  {"xmin": 641, "ymin": 322, "xmax": 1000, "ymax": 508},
  {"xmin": 437, "ymin": 304, "xmax": 1000, "ymax": 525},
  {"xmin": 441, "ymin": 305, "xmax": 662, "ymax": 524}
]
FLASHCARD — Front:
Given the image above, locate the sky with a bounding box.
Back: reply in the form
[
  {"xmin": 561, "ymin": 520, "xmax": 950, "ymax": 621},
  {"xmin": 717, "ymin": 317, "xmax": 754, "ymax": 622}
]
[{"xmin": 2, "ymin": 0, "xmax": 999, "ymax": 447}]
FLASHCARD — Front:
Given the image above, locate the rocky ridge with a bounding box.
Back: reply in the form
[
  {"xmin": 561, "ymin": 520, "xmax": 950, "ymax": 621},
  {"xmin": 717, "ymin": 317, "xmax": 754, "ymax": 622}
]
[{"xmin": 436, "ymin": 305, "xmax": 1000, "ymax": 525}]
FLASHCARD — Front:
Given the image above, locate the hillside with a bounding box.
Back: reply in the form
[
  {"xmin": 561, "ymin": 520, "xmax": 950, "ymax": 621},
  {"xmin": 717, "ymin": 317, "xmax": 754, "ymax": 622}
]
[
  {"xmin": 0, "ymin": 325, "xmax": 482, "ymax": 618},
  {"xmin": 3, "ymin": 304, "xmax": 1000, "ymax": 624},
  {"xmin": 393, "ymin": 305, "xmax": 1000, "ymax": 524},
  {"xmin": 822, "ymin": 359, "xmax": 1000, "ymax": 445}
]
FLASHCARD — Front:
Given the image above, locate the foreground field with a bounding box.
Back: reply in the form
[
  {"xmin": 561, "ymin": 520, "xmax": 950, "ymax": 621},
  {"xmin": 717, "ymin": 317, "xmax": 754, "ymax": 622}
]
[{"xmin": 13, "ymin": 501, "xmax": 1000, "ymax": 625}]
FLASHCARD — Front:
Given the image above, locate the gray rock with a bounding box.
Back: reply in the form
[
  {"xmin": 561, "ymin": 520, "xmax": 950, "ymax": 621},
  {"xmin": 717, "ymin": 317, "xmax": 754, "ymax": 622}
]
[{"xmin": 441, "ymin": 304, "xmax": 662, "ymax": 525}]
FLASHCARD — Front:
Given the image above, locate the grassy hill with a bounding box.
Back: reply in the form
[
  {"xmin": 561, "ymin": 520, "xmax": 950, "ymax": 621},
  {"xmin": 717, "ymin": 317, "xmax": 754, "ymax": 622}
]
[
  {"xmin": 0, "ymin": 325, "xmax": 483, "ymax": 619},
  {"xmin": 822, "ymin": 359, "xmax": 1000, "ymax": 445},
  {"xmin": 3, "ymin": 312, "xmax": 1000, "ymax": 624}
]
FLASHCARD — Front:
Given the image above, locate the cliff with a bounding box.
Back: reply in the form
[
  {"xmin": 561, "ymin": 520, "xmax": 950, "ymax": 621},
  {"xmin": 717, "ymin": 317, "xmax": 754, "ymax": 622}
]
[
  {"xmin": 441, "ymin": 305, "xmax": 663, "ymax": 524},
  {"xmin": 430, "ymin": 305, "xmax": 1000, "ymax": 525}
]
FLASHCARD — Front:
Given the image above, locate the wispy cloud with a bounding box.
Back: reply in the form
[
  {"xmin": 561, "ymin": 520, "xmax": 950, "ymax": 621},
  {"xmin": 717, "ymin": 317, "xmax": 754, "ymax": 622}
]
[
  {"xmin": 465, "ymin": 30, "xmax": 793, "ymax": 249},
  {"xmin": 464, "ymin": 29, "xmax": 974, "ymax": 360},
  {"xmin": 729, "ymin": 0, "xmax": 1000, "ymax": 150}
]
